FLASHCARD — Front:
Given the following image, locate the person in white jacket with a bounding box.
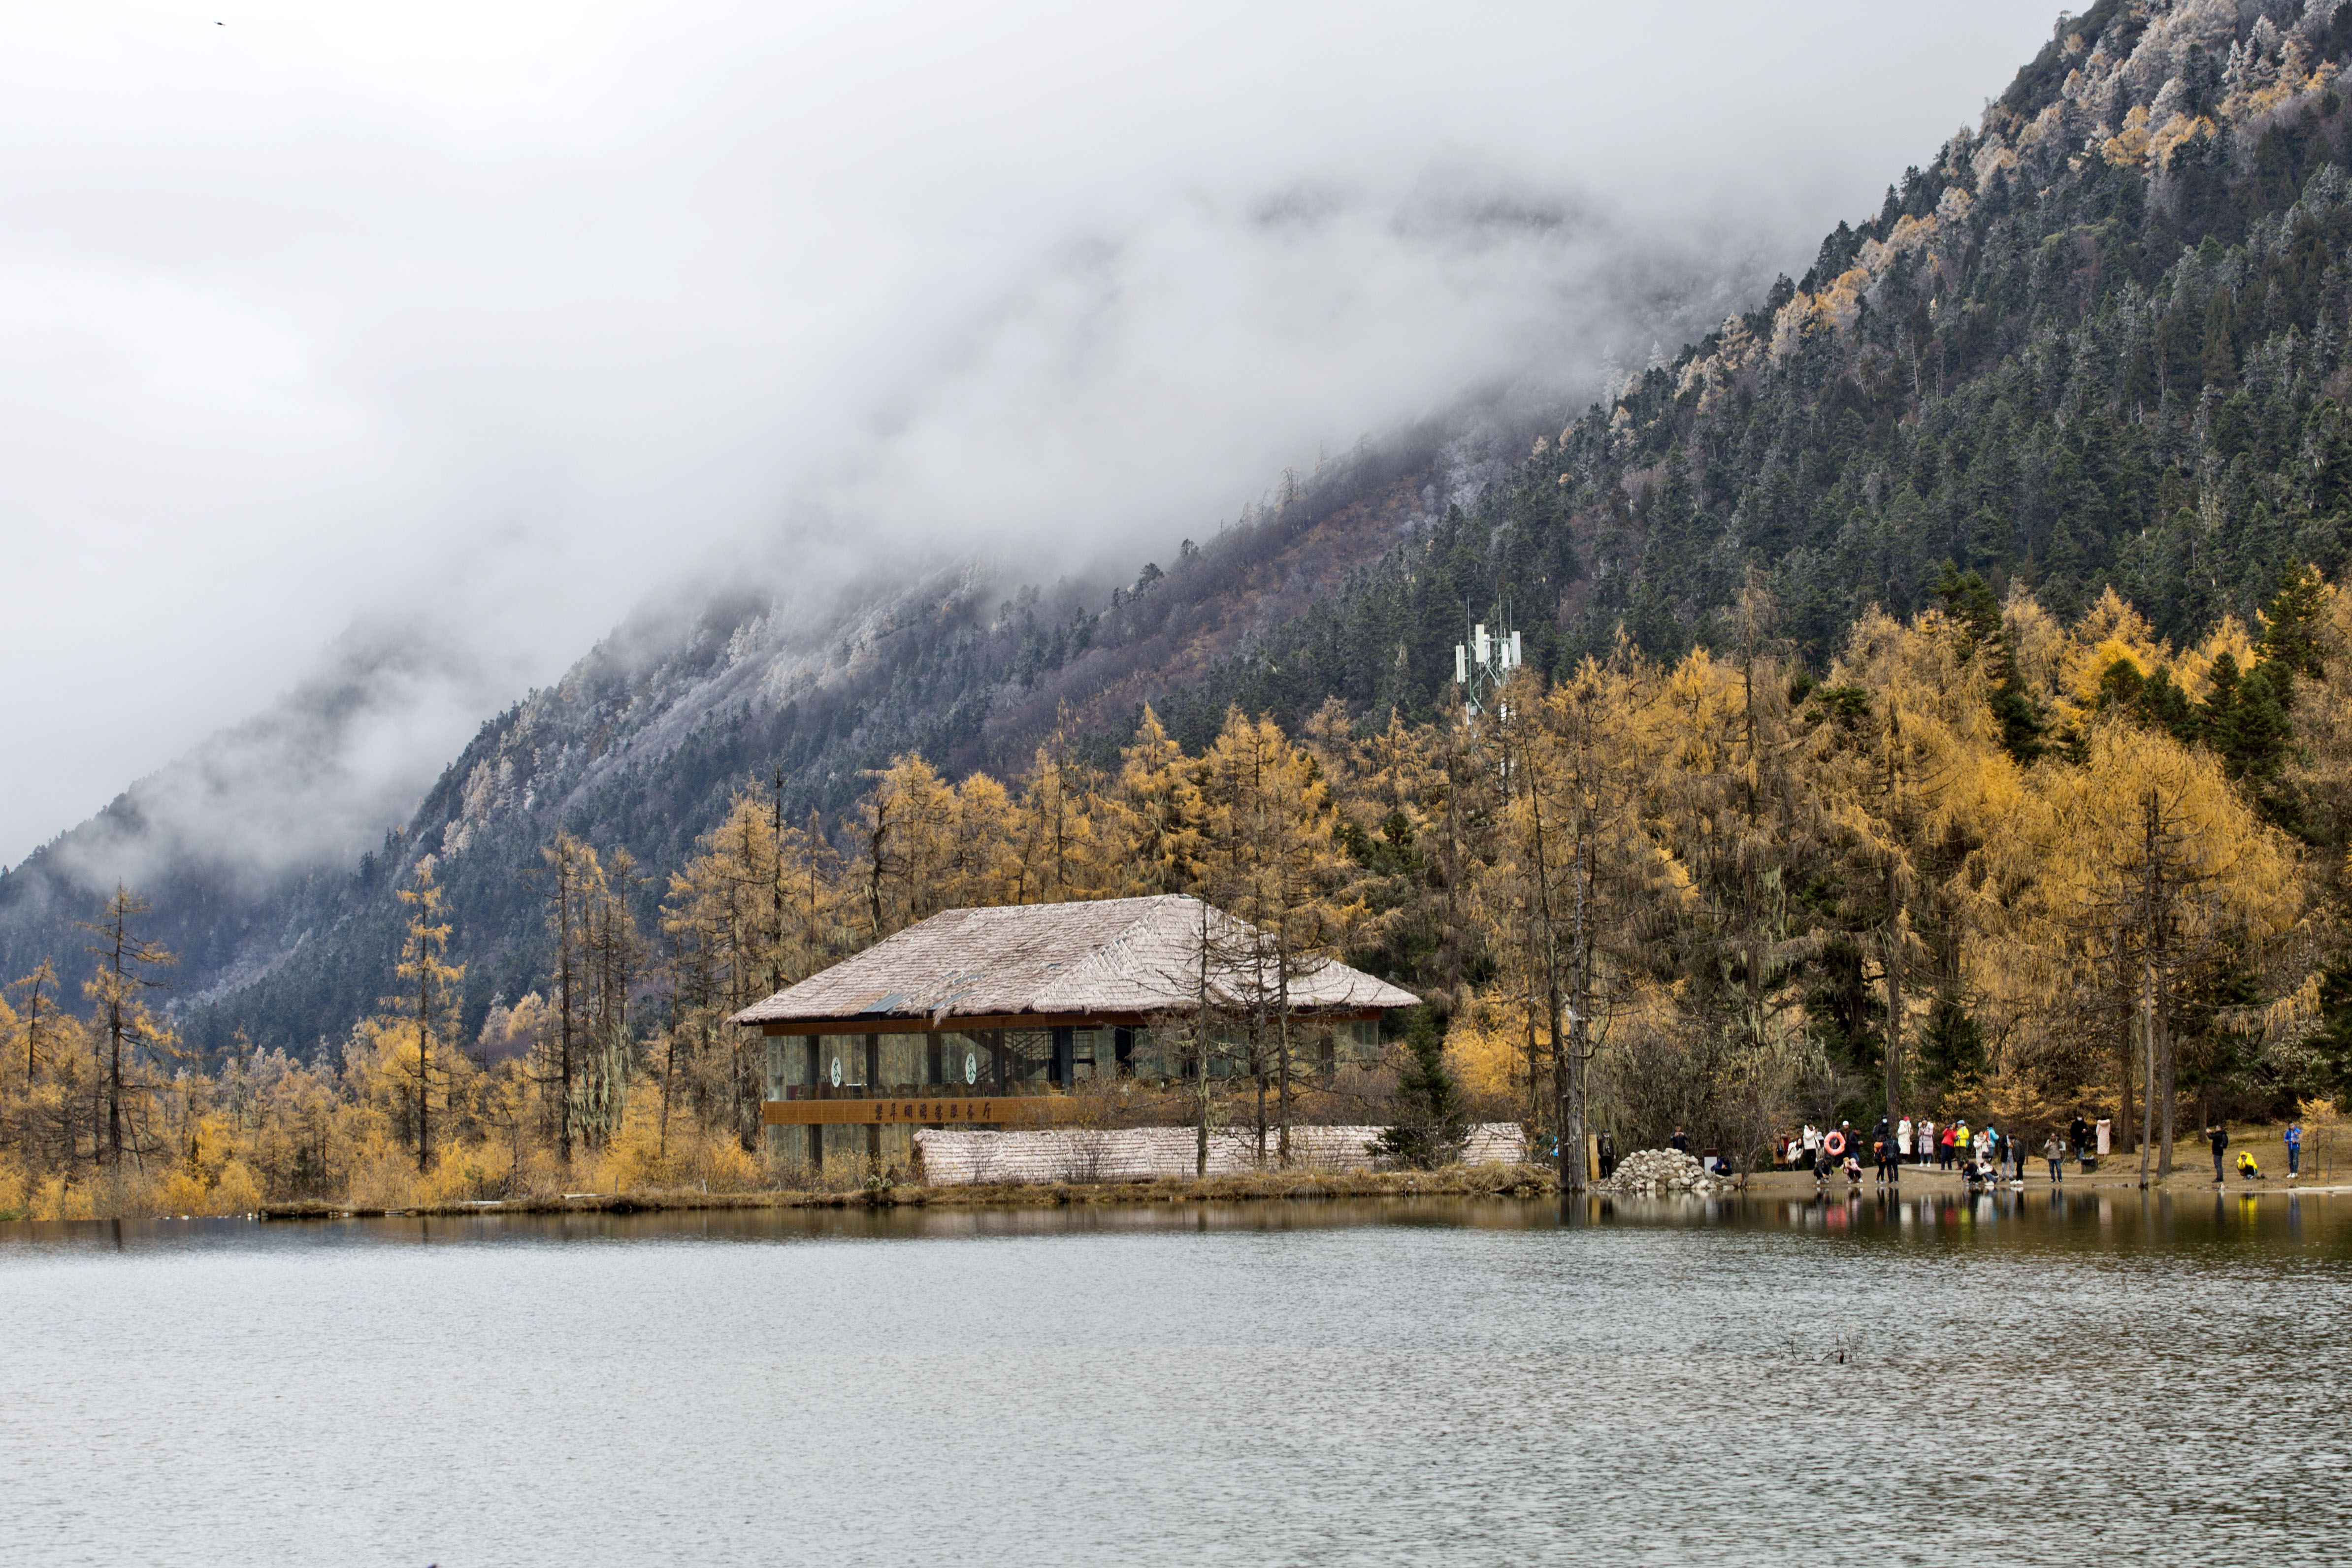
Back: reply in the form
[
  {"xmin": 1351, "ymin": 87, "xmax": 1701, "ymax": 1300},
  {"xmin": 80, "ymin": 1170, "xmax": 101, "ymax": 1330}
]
[
  {"xmin": 1917, "ymin": 1119, "xmax": 1936, "ymax": 1165},
  {"xmin": 1896, "ymin": 1117, "xmax": 1913, "ymax": 1165}
]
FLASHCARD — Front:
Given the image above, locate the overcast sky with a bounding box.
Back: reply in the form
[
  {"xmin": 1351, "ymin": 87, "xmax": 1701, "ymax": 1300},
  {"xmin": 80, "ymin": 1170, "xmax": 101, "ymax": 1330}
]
[{"xmin": 0, "ymin": 0, "xmax": 2064, "ymax": 869}]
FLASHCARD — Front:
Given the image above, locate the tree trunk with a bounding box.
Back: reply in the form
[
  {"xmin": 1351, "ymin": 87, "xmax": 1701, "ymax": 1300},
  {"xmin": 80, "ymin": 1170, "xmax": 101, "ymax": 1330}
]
[
  {"xmin": 2157, "ymin": 989, "xmax": 2176, "ymax": 1177},
  {"xmin": 1564, "ymin": 830, "xmax": 1590, "ymax": 1196},
  {"xmin": 1195, "ymin": 904, "xmax": 1211, "ymax": 1179},
  {"xmin": 2115, "ymin": 927, "xmax": 2135, "ymax": 1154},
  {"xmin": 557, "ymin": 849, "xmax": 577, "ymax": 1164},
  {"xmin": 107, "ymin": 1000, "xmax": 124, "ymax": 1165},
  {"xmin": 1253, "ymin": 1015, "xmax": 1268, "ymax": 1169},
  {"xmin": 416, "ymin": 934, "xmax": 432, "ymax": 1175},
  {"xmin": 1882, "ymin": 860, "xmax": 1902, "ymax": 1127},
  {"xmin": 1275, "ymin": 970, "xmax": 1292, "ymax": 1170},
  {"xmin": 1519, "ymin": 735, "xmax": 1574, "ymax": 1192},
  {"xmin": 1523, "ymin": 974, "xmax": 1541, "ymax": 1131},
  {"xmin": 105, "ymin": 916, "xmax": 126, "ymax": 1166},
  {"xmin": 2138, "ymin": 980, "xmax": 2155, "ymax": 1188},
  {"xmin": 19, "ymin": 968, "xmax": 42, "ymax": 1158}
]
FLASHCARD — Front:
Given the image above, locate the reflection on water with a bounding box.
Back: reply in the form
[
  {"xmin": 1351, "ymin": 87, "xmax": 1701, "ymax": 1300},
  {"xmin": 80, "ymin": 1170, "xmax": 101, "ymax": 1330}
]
[
  {"xmin": 10, "ymin": 1184, "xmax": 2344, "ymax": 1253},
  {"xmin": 3, "ymin": 1191, "xmax": 2347, "ymax": 1567}
]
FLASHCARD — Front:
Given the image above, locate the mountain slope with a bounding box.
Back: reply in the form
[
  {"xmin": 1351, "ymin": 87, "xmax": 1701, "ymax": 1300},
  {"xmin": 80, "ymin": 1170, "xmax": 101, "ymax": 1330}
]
[
  {"xmin": 1161, "ymin": 0, "xmax": 2352, "ymax": 728},
  {"xmin": 0, "ymin": 406, "xmax": 1532, "ymax": 1054},
  {"xmin": 19, "ymin": 0, "xmax": 2349, "ymax": 1064}
]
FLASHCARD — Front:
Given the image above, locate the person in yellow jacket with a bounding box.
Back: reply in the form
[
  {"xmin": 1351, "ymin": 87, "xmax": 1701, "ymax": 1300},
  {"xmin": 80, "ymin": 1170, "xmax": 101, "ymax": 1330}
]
[{"xmin": 2236, "ymin": 1149, "xmax": 2265, "ymax": 1182}]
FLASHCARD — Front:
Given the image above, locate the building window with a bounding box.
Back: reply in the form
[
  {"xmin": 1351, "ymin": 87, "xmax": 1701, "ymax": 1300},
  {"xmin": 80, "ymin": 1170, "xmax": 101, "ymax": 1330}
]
[
  {"xmin": 820, "ymin": 1033, "xmax": 863, "ymax": 1088},
  {"xmin": 1004, "ymin": 1029, "xmax": 1052, "ymax": 1083},
  {"xmin": 939, "ymin": 1030, "xmax": 991, "ymax": 1087},
  {"xmin": 878, "ymin": 1032, "xmax": 927, "ymax": 1090}
]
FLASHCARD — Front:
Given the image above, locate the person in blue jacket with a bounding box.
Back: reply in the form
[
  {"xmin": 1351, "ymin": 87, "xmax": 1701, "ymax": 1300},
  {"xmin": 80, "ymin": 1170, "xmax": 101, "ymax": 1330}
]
[{"xmin": 2285, "ymin": 1119, "xmax": 2302, "ymax": 1178}]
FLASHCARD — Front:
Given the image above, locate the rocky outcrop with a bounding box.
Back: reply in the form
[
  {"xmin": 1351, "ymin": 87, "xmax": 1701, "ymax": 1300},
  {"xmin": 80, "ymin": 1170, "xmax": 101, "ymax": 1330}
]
[{"xmin": 1595, "ymin": 1147, "xmax": 1732, "ymax": 1196}]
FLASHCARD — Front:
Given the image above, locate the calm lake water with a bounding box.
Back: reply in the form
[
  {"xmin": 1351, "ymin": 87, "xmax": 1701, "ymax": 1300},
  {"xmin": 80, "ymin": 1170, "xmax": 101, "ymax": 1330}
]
[{"xmin": 3, "ymin": 1189, "xmax": 2348, "ymax": 1567}]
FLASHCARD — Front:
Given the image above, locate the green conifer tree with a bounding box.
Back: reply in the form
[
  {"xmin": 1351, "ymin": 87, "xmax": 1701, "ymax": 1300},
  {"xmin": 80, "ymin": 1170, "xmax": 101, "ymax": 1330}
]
[{"xmin": 1375, "ymin": 1008, "xmax": 1470, "ymax": 1169}]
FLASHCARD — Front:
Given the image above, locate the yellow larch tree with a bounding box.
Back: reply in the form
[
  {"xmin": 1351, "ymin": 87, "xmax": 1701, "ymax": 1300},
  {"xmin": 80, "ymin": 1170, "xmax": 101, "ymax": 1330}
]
[
  {"xmin": 78, "ymin": 885, "xmax": 177, "ymax": 1168},
  {"xmin": 1813, "ymin": 605, "xmax": 2025, "ymax": 1122},
  {"xmin": 943, "ymin": 770, "xmax": 1020, "ymax": 908},
  {"xmin": 857, "ymin": 753, "xmax": 958, "ymax": 938},
  {"xmin": 1100, "ymin": 704, "xmax": 1201, "ymax": 896},
  {"xmin": 1195, "ymin": 707, "xmax": 1352, "ymax": 1164},
  {"xmin": 2021, "ymin": 719, "xmax": 2300, "ymax": 1176},
  {"xmin": 392, "ymin": 856, "xmax": 464, "ymax": 1173},
  {"xmin": 1010, "ymin": 742, "xmax": 1103, "ymax": 904}
]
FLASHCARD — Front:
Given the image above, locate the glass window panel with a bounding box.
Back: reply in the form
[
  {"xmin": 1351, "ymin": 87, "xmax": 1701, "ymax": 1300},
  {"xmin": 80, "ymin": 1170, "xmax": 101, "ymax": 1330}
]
[
  {"xmin": 1206, "ymin": 1025, "xmax": 1246, "ymax": 1080},
  {"xmin": 1005, "ymin": 1029, "xmax": 1052, "ymax": 1083},
  {"xmin": 1125, "ymin": 1026, "xmax": 1175, "ymax": 1082},
  {"xmin": 940, "ymin": 1031, "xmax": 990, "ymax": 1087},
  {"xmin": 818, "ymin": 1034, "xmax": 863, "ymax": 1089},
  {"xmin": 878, "ymin": 1032, "xmax": 927, "ymax": 1090},
  {"xmin": 1071, "ymin": 1027, "xmax": 1105, "ymax": 1080},
  {"xmin": 1121, "ymin": 1024, "xmax": 1244, "ymax": 1080}
]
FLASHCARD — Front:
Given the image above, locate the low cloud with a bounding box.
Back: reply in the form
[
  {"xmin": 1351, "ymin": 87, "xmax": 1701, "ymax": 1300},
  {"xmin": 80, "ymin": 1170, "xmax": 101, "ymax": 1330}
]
[
  {"xmin": 0, "ymin": 0, "xmax": 2063, "ymax": 872},
  {"xmin": 39, "ymin": 615, "xmax": 530, "ymax": 892}
]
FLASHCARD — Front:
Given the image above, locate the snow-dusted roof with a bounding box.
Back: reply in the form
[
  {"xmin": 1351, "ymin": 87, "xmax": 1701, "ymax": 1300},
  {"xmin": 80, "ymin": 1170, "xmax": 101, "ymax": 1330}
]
[{"xmin": 727, "ymin": 895, "xmax": 1418, "ymax": 1031}]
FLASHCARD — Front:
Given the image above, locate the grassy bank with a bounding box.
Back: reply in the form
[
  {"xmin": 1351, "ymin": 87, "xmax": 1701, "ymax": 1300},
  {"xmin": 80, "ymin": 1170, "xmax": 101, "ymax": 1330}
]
[{"xmin": 254, "ymin": 1162, "xmax": 1561, "ymax": 1219}]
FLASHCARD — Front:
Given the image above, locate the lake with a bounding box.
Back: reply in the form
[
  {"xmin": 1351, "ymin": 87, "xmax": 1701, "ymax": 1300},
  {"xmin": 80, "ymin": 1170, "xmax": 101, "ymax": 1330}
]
[{"xmin": 3, "ymin": 1189, "xmax": 2347, "ymax": 1566}]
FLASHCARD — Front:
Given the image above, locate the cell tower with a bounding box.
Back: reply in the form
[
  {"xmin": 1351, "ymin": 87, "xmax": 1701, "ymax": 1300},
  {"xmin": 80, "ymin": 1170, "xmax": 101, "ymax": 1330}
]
[{"xmin": 1453, "ymin": 620, "xmax": 1522, "ymax": 720}]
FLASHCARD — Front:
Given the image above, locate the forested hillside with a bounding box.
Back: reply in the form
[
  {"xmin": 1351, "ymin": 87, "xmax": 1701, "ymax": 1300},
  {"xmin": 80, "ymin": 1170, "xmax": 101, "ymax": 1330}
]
[{"xmin": 12, "ymin": 0, "xmax": 2352, "ymax": 1156}]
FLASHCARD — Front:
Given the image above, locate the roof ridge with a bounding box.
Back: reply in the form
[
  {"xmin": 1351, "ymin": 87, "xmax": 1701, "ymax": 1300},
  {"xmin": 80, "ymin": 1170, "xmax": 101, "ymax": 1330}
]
[{"xmin": 727, "ymin": 894, "xmax": 1416, "ymax": 1027}]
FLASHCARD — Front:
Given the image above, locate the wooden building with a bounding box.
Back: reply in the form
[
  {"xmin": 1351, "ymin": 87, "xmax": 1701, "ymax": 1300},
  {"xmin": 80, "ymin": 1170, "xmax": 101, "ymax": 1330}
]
[{"xmin": 727, "ymin": 894, "xmax": 1419, "ymax": 1171}]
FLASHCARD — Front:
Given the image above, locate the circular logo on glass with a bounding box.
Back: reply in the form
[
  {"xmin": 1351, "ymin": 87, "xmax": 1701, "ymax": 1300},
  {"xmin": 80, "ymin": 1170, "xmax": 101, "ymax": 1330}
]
[
  {"xmin": 965, "ymin": 1052, "xmax": 978, "ymax": 1085},
  {"xmin": 830, "ymin": 1056, "xmax": 842, "ymax": 1088}
]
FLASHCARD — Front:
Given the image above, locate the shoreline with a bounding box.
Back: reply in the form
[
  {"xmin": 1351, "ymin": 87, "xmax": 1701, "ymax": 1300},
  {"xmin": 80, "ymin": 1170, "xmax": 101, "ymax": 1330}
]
[
  {"xmin": 247, "ymin": 1160, "xmax": 2352, "ymax": 1220},
  {"xmin": 1737, "ymin": 1161, "xmax": 2352, "ymax": 1197},
  {"xmin": 255, "ymin": 1163, "xmax": 1559, "ymax": 1219}
]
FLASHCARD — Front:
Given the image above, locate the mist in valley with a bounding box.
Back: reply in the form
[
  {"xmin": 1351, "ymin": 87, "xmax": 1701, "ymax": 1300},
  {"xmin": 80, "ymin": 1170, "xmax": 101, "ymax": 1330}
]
[{"xmin": 0, "ymin": 0, "xmax": 2063, "ymax": 881}]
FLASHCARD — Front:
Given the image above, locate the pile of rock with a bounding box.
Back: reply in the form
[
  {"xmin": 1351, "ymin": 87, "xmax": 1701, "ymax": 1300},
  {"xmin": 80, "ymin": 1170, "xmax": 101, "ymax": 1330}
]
[{"xmin": 1595, "ymin": 1147, "xmax": 1730, "ymax": 1195}]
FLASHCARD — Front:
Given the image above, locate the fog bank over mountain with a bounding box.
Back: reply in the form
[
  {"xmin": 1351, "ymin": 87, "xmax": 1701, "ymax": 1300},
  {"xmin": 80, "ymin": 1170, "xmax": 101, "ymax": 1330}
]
[{"xmin": 0, "ymin": 0, "xmax": 2061, "ymax": 869}]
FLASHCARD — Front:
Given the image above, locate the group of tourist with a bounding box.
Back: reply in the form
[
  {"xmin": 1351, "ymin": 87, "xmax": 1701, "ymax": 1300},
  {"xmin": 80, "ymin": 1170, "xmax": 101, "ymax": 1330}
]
[
  {"xmin": 1783, "ymin": 1115, "xmax": 2092, "ymax": 1187},
  {"xmin": 1762, "ymin": 1112, "xmax": 2316, "ymax": 1188},
  {"xmin": 2206, "ymin": 1119, "xmax": 2305, "ymax": 1183}
]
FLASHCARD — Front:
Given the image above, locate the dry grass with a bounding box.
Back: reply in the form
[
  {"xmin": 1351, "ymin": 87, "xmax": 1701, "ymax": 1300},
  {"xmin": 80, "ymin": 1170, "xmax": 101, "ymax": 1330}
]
[{"xmin": 254, "ymin": 1161, "xmax": 1562, "ymax": 1219}]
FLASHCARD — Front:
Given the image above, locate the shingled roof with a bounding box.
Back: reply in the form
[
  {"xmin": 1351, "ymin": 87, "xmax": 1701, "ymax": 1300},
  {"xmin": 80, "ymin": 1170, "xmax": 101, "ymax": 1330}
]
[{"xmin": 727, "ymin": 895, "xmax": 1419, "ymax": 1030}]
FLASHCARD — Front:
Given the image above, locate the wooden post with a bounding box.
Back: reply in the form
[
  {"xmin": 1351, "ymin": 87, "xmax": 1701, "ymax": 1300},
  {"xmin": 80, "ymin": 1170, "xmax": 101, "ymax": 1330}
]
[
  {"xmin": 2138, "ymin": 986, "xmax": 2154, "ymax": 1189},
  {"xmin": 806, "ymin": 1036, "xmax": 822, "ymax": 1172},
  {"xmin": 865, "ymin": 1033, "xmax": 882, "ymax": 1172}
]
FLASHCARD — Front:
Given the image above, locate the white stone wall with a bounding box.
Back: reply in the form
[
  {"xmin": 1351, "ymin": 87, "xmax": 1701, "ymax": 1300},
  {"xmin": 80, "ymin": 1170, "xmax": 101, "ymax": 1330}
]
[{"xmin": 912, "ymin": 1122, "xmax": 1527, "ymax": 1184}]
